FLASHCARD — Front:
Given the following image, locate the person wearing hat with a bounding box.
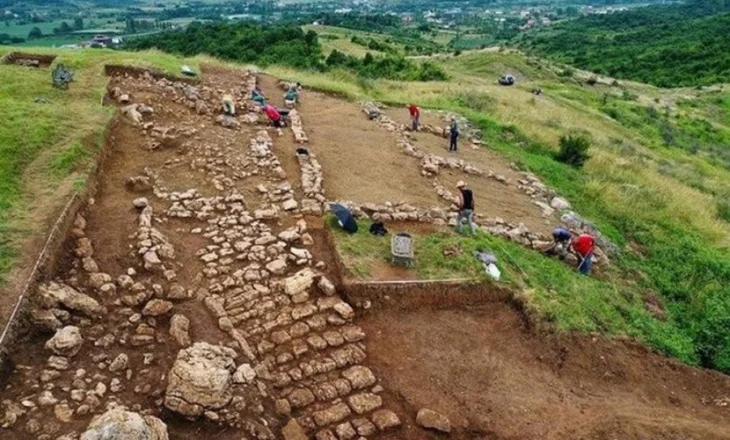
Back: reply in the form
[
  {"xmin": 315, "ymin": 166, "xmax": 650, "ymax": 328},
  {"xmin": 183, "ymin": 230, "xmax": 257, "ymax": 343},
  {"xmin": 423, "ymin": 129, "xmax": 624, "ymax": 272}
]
[
  {"xmin": 455, "ymin": 181, "xmax": 476, "ymax": 235},
  {"xmin": 449, "ymin": 117, "xmax": 460, "ymax": 152}
]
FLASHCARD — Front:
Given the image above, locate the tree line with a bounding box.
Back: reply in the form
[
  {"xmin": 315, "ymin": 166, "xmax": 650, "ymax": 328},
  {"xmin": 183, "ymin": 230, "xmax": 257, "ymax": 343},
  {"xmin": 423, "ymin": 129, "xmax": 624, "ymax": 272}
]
[
  {"xmin": 520, "ymin": 0, "xmax": 730, "ymax": 87},
  {"xmin": 125, "ymin": 21, "xmax": 447, "ymax": 81}
]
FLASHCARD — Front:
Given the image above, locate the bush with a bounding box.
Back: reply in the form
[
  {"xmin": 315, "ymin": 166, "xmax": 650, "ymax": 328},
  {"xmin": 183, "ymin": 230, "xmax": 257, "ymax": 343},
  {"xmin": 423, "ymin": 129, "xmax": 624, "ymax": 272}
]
[
  {"xmin": 717, "ymin": 200, "xmax": 730, "ymax": 223},
  {"xmin": 555, "ymin": 134, "xmax": 591, "ymax": 168},
  {"xmin": 559, "ymin": 67, "xmax": 574, "ymax": 78}
]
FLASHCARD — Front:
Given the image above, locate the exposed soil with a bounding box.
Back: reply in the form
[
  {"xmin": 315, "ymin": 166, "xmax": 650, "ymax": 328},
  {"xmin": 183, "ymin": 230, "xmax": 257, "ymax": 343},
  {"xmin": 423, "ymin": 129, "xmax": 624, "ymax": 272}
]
[
  {"xmin": 293, "ymin": 89, "xmax": 441, "ymax": 206},
  {"xmin": 383, "ymin": 107, "xmax": 552, "ymax": 235},
  {"xmin": 360, "ymin": 302, "xmax": 730, "ymax": 440},
  {"xmin": 0, "ymin": 62, "xmax": 729, "ymax": 440}
]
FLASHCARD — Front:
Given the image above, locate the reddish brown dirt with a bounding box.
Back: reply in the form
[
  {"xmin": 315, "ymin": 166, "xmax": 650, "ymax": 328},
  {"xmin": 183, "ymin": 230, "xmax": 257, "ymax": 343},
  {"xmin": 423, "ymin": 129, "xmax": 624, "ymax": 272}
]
[
  {"xmin": 360, "ymin": 303, "xmax": 730, "ymax": 440},
  {"xmin": 382, "ymin": 106, "xmax": 449, "ymax": 129},
  {"xmin": 384, "ymin": 107, "xmax": 552, "ymax": 235},
  {"xmin": 3, "ymin": 63, "xmax": 730, "ymax": 440},
  {"xmin": 293, "ymin": 89, "xmax": 441, "ymax": 206}
]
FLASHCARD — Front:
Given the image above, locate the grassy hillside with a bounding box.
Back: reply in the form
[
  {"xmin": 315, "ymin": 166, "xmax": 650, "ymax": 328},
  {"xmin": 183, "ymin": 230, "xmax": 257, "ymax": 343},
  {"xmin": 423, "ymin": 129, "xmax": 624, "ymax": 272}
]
[
  {"xmin": 268, "ymin": 49, "xmax": 730, "ymax": 372},
  {"xmin": 519, "ymin": 0, "xmax": 730, "ymax": 87},
  {"xmin": 126, "ymin": 22, "xmax": 447, "ymax": 81},
  {"xmin": 3, "ymin": 45, "xmax": 730, "ymax": 373},
  {"xmin": 0, "ymin": 47, "xmax": 196, "ymax": 285}
]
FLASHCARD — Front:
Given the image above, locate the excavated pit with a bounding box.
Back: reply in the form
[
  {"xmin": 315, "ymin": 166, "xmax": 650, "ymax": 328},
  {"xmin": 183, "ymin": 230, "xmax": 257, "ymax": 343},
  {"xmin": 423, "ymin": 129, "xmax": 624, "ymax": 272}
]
[
  {"xmin": 104, "ymin": 64, "xmax": 199, "ymax": 84},
  {"xmin": 2, "ymin": 52, "xmax": 57, "ymax": 68},
  {"xmin": 0, "ymin": 63, "xmax": 729, "ymax": 440}
]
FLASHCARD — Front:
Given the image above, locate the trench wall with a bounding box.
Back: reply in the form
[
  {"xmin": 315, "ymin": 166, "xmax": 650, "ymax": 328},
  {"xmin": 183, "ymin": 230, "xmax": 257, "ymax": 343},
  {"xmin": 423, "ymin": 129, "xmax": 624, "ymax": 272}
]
[{"xmin": 0, "ymin": 114, "xmax": 124, "ymax": 375}]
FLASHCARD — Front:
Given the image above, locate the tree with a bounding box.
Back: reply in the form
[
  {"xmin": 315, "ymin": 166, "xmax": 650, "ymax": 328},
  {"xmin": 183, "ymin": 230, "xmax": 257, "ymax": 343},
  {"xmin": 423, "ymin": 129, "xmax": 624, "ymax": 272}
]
[
  {"xmin": 28, "ymin": 26, "xmax": 42, "ymax": 39},
  {"xmin": 326, "ymin": 50, "xmax": 348, "ymax": 67},
  {"xmin": 74, "ymin": 17, "xmax": 83, "ymax": 30},
  {"xmin": 556, "ymin": 135, "xmax": 591, "ymax": 168},
  {"xmin": 126, "ymin": 18, "xmax": 137, "ymax": 33},
  {"xmin": 56, "ymin": 21, "xmax": 72, "ymax": 34}
]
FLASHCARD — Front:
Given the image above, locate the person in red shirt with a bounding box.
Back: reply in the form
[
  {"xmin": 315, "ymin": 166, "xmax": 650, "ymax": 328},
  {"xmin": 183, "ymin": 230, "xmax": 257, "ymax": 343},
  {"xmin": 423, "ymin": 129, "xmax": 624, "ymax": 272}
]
[
  {"xmin": 261, "ymin": 103, "xmax": 285, "ymax": 128},
  {"xmin": 571, "ymin": 232, "xmax": 595, "ymax": 275},
  {"xmin": 408, "ymin": 103, "xmax": 420, "ymax": 131}
]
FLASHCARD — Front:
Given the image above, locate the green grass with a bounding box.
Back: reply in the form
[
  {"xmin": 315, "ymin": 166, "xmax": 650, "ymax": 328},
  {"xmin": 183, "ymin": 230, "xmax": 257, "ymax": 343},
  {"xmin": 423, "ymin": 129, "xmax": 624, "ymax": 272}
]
[
  {"xmin": 0, "ymin": 46, "xmax": 198, "ymax": 285},
  {"xmin": 331, "ymin": 217, "xmax": 696, "ymax": 363},
  {"xmin": 272, "ymin": 49, "xmax": 730, "ymax": 372},
  {"xmin": 331, "ymin": 217, "xmax": 485, "ymax": 281},
  {"xmin": 2, "ymin": 20, "xmax": 72, "ymax": 38}
]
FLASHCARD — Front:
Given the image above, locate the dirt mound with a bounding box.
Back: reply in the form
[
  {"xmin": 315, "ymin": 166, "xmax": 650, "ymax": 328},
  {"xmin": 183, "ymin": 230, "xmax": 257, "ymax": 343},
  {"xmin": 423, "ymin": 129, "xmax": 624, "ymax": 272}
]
[
  {"xmin": 104, "ymin": 64, "xmax": 198, "ymax": 84},
  {"xmin": 360, "ymin": 301, "xmax": 730, "ymax": 440}
]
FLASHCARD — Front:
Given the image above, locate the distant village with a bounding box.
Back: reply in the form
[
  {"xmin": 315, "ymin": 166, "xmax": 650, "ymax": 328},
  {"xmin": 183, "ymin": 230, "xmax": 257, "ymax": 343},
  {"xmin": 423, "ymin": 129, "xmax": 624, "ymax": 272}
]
[{"xmin": 65, "ymin": 34, "xmax": 124, "ymax": 49}]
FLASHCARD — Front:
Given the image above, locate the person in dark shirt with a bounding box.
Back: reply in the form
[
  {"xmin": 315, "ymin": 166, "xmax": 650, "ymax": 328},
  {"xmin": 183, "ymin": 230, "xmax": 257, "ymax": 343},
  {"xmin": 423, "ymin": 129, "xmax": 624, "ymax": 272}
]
[
  {"xmin": 456, "ymin": 180, "xmax": 476, "ymax": 235},
  {"xmin": 545, "ymin": 226, "xmax": 572, "ymax": 259},
  {"xmin": 449, "ymin": 118, "xmax": 460, "ymax": 152}
]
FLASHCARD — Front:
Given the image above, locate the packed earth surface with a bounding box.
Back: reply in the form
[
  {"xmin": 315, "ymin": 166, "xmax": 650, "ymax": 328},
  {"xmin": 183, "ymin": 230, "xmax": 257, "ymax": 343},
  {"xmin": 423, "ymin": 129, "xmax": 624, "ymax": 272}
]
[{"xmin": 1, "ymin": 63, "xmax": 729, "ymax": 440}]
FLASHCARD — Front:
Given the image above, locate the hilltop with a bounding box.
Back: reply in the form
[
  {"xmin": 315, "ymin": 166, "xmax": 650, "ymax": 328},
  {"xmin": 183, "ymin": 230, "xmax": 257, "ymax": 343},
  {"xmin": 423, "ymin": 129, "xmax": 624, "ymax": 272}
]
[{"xmin": 0, "ymin": 29, "xmax": 730, "ymax": 439}]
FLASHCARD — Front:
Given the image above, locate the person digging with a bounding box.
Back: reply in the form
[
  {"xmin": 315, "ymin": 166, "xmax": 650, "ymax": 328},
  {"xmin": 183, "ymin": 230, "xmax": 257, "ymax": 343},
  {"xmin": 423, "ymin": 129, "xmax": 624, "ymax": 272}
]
[
  {"xmin": 284, "ymin": 82, "xmax": 301, "ymax": 107},
  {"xmin": 455, "ymin": 181, "xmax": 476, "ymax": 236},
  {"xmin": 408, "ymin": 103, "xmax": 421, "ymax": 131},
  {"xmin": 544, "ymin": 226, "xmax": 572, "ymax": 260},
  {"xmin": 261, "ymin": 103, "xmax": 287, "ymax": 128},
  {"xmin": 251, "ymin": 84, "xmax": 267, "ymax": 106},
  {"xmin": 571, "ymin": 228, "xmax": 596, "ymax": 275}
]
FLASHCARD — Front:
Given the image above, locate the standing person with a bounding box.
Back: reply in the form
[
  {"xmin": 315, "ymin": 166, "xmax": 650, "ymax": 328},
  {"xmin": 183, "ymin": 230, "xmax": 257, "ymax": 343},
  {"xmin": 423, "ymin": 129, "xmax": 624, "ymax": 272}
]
[
  {"xmin": 222, "ymin": 94, "xmax": 236, "ymax": 116},
  {"xmin": 261, "ymin": 103, "xmax": 285, "ymax": 128},
  {"xmin": 408, "ymin": 103, "xmax": 420, "ymax": 131},
  {"xmin": 571, "ymin": 229, "xmax": 595, "ymax": 275},
  {"xmin": 449, "ymin": 117, "xmax": 460, "ymax": 152},
  {"xmin": 455, "ymin": 181, "xmax": 476, "ymax": 235}
]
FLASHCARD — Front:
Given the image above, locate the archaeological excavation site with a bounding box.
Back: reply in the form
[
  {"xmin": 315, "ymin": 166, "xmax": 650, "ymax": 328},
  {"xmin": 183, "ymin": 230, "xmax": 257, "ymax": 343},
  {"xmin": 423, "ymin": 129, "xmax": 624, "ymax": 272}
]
[{"xmin": 1, "ymin": 62, "xmax": 730, "ymax": 440}]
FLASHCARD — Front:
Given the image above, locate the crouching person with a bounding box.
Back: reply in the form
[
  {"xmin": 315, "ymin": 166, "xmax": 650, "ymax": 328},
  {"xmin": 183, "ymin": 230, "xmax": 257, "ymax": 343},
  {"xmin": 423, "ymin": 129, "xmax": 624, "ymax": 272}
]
[{"xmin": 222, "ymin": 94, "xmax": 236, "ymax": 116}]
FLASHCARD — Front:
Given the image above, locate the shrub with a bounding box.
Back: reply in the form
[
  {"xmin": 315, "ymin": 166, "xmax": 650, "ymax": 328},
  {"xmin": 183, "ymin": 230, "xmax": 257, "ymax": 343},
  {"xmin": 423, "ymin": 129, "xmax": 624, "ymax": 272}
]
[
  {"xmin": 717, "ymin": 200, "xmax": 730, "ymax": 223},
  {"xmin": 454, "ymin": 91, "xmax": 495, "ymax": 112},
  {"xmin": 586, "ymin": 76, "xmax": 598, "ymax": 86},
  {"xmin": 621, "ymin": 90, "xmax": 639, "ymax": 101},
  {"xmin": 559, "ymin": 67, "xmax": 574, "ymax": 78},
  {"xmin": 555, "ymin": 134, "xmax": 591, "ymax": 168}
]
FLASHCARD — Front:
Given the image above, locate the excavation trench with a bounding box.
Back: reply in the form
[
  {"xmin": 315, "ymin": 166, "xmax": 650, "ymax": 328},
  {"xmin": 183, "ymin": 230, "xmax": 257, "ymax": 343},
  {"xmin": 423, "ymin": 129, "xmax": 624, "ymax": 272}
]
[
  {"xmin": 2, "ymin": 52, "xmax": 57, "ymax": 68},
  {"xmin": 0, "ymin": 63, "xmax": 729, "ymax": 440}
]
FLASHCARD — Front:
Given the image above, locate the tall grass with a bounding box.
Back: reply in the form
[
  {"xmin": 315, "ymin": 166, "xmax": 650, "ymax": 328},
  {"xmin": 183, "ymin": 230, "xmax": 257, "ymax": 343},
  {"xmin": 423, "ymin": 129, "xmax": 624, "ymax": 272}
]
[{"xmin": 0, "ymin": 46, "xmax": 197, "ymax": 284}]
